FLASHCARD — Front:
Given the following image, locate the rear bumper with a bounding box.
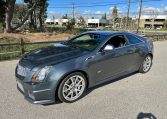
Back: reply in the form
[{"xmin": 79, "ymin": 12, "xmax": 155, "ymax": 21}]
[{"xmin": 16, "ymin": 77, "xmax": 56, "ymax": 104}]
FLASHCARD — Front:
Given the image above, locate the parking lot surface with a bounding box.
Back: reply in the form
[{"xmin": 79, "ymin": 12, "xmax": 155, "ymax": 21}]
[{"xmin": 0, "ymin": 41, "xmax": 167, "ymax": 119}]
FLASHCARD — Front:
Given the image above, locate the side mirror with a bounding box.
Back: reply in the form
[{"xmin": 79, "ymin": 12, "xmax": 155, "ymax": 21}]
[{"xmin": 103, "ymin": 44, "xmax": 114, "ymax": 51}]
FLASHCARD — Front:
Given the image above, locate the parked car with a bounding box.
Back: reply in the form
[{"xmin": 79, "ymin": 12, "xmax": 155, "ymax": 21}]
[{"xmin": 15, "ymin": 31, "xmax": 154, "ymax": 104}]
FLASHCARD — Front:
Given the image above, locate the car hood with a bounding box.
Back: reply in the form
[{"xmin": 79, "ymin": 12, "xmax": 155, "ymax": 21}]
[{"xmin": 19, "ymin": 43, "xmax": 88, "ymax": 69}]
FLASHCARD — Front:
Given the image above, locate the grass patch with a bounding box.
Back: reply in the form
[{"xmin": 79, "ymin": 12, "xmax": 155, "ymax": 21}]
[{"xmin": 0, "ymin": 38, "xmax": 61, "ymax": 61}]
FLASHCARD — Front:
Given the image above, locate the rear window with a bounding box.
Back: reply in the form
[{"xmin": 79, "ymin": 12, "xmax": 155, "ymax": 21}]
[{"xmin": 126, "ymin": 34, "xmax": 142, "ymax": 44}]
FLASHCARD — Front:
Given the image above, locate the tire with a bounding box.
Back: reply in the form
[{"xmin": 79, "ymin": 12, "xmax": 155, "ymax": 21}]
[
  {"xmin": 139, "ymin": 54, "xmax": 153, "ymax": 73},
  {"xmin": 57, "ymin": 72, "xmax": 87, "ymax": 103}
]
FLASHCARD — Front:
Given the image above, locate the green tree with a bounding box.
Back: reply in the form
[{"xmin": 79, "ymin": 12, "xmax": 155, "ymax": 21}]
[
  {"xmin": 101, "ymin": 13, "xmax": 107, "ymax": 19},
  {"xmin": 0, "ymin": 0, "xmax": 6, "ymax": 30},
  {"xmin": 13, "ymin": 4, "xmax": 28, "ymax": 22},
  {"xmin": 67, "ymin": 18, "xmax": 75, "ymax": 30},
  {"xmin": 164, "ymin": 20, "xmax": 167, "ymax": 29},
  {"xmin": 4, "ymin": 0, "xmax": 36, "ymax": 33},
  {"xmin": 36, "ymin": 0, "xmax": 48, "ymax": 30},
  {"xmin": 25, "ymin": 0, "xmax": 48, "ymax": 31},
  {"xmin": 4, "ymin": 0, "xmax": 48, "ymax": 33},
  {"xmin": 62, "ymin": 14, "xmax": 68, "ymax": 19}
]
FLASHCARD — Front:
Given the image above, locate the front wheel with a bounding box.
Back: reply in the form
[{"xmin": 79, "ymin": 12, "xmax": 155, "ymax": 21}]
[
  {"xmin": 58, "ymin": 72, "xmax": 87, "ymax": 103},
  {"xmin": 139, "ymin": 55, "xmax": 153, "ymax": 73}
]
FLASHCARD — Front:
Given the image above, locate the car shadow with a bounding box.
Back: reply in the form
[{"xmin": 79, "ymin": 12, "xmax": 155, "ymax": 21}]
[
  {"xmin": 43, "ymin": 72, "xmax": 137, "ymax": 106},
  {"xmin": 137, "ymin": 112, "xmax": 157, "ymax": 119}
]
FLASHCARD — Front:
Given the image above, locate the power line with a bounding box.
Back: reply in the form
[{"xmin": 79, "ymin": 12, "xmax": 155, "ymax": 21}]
[
  {"xmin": 48, "ymin": 0, "xmax": 134, "ymax": 6},
  {"xmin": 48, "ymin": 0, "xmax": 162, "ymax": 8}
]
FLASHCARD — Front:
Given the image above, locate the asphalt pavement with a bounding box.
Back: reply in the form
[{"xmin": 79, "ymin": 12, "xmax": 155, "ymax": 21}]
[{"xmin": 0, "ymin": 41, "xmax": 167, "ymax": 119}]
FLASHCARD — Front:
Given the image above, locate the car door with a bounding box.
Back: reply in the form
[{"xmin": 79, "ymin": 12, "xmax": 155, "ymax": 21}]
[
  {"xmin": 125, "ymin": 33, "xmax": 145, "ymax": 70},
  {"xmin": 87, "ymin": 34, "xmax": 138, "ymax": 84}
]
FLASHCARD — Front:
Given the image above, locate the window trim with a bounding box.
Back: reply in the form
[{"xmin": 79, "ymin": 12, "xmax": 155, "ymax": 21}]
[
  {"xmin": 125, "ymin": 33, "xmax": 144, "ymax": 45},
  {"xmin": 98, "ymin": 33, "xmax": 144, "ymax": 52},
  {"xmin": 99, "ymin": 34, "xmax": 130, "ymax": 51}
]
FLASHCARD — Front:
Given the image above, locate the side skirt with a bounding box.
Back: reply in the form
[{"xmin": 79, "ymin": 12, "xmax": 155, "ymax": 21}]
[{"xmin": 88, "ymin": 70, "xmax": 138, "ymax": 89}]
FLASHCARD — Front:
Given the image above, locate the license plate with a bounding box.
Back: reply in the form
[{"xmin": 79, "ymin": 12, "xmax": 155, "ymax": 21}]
[
  {"xmin": 17, "ymin": 65, "xmax": 26, "ymax": 76},
  {"xmin": 17, "ymin": 81, "xmax": 24, "ymax": 93}
]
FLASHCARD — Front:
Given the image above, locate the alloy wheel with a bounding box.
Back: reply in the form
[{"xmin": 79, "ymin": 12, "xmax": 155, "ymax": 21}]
[
  {"xmin": 62, "ymin": 75, "xmax": 86, "ymax": 101},
  {"xmin": 143, "ymin": 56, "xmax": 152, "ymax": 72}
]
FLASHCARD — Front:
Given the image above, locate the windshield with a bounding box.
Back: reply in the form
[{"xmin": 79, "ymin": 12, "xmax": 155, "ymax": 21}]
[{"xmin": 63, "ymin": 33, "xmax": 105, "ymax": 51}]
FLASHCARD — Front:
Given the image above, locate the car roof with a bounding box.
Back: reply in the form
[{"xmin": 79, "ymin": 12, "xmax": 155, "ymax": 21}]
[{"xmin": 83, "ymin": 30, "xmax": 132, "ymax": 36}]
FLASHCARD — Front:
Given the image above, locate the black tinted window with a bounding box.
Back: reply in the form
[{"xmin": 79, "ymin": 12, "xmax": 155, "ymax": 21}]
[
  {"xmin": 106, "ymin": 35, "xmax": 128, "ymax": 48},
  {"xmin": 126, "ymin": 34, "xmax": 142, "ymax": 44}
]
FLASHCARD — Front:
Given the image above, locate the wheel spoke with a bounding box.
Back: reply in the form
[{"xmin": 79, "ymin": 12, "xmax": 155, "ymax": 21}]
[
  {"xmin": 76, "ymin": 79, "xmax": 83, "ymax": 86},
  {"xmin": 63, "ymin": 87, "xmax": 71, "ymax": 92},
  {"xmin": 62, "ymin": 75, "xmax": 86, "ymax": 101},
  {"xmin": 143, "ymin": 56, "xmax": 152, "ymax": 72},
  {"xmin": 71, "ymin": 91, "xmax": 74, "ymax": 98},
  {"xmin": 70, "ymin": 77, "xmax": 75, "ymax": 85},
  {"xmin": 74, "ymin": 76, "xmax": 78, "ymax": 84},
  {"xmin": 75, "ymin": 89, "xmax": 80, "ymax": 96},
  {"xmin": 65, "ymin": 91, "xmax": 73, "ymax": 98},
  {"xmin": 65, "ymin": 83, "xmax": 70, "ymax": 88}
]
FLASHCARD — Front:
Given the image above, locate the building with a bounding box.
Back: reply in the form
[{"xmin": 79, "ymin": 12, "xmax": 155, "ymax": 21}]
[
  {"xmin": 45, "ymin": 18, "xmax": 108, "ymax": 27},
  {"xmin": 86, "ymin": 18, "xmax": 108, "ymax": 27},
  {"xmin": 45, "ymin": 19, "xmax": 54, "ymax": 24},
  {"xmin": 45, "ymin": 18, "xmax": 69, "ymax": 25},
  {"xmin": 138, "ymin": 15, "xmax": 167, "ymax": 29}
]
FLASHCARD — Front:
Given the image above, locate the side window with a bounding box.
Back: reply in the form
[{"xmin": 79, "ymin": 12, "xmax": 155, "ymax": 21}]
[
  {"xmin": 126, "ymin": 34, "xmax": 142, "ymax": 44},
  {"xmin": 105, "ymin": 35, "xmax": 128, "ymax": 48}
]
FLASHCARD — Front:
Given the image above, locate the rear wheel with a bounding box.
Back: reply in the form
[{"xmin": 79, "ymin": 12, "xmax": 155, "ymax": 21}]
[
  {"xmin": 139, "ymin": 55, "xmax": 152, "ymax": 73},
  {"xmin": 58, "ymin": 72, "xmax": 87, "ymax": 103}
]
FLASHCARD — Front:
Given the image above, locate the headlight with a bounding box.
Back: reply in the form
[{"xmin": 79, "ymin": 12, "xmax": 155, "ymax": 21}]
[{"xmin": 32, "ymin": 66, "xmax": 52, "ymax": 82}]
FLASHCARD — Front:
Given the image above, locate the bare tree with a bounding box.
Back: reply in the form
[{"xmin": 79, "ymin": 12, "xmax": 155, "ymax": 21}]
[
  {"xmin": 78, "ymin": 16, "xmax": 85, "ymax": 26},
  {"xmin": 5, "ymin": 0, "xmax": 16, "ymax": 33},
  {"xmin": 4, "ymin": 0, "xmax": 36, "ymax": 33},
  {"xmin": 126, "ymin": 0, "xmax": 130, "ymax": 30},
  {"xmin": 112, "ymin": 6, "xmax": 118, "ymax": 28},
  {"xmin": 149, "ymin": 10, "xmax": 158, "ymax": 29}
]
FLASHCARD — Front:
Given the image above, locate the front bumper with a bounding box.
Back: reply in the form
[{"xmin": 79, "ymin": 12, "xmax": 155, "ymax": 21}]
[{"xmin": 16, "ymin": 77, "xmax": 56, "ymax": 104}]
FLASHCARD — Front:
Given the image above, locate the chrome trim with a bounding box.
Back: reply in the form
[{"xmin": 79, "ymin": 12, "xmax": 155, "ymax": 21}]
[{"xmin": 33, "ymin": 89, "xmax": 52, "ymax": 93}]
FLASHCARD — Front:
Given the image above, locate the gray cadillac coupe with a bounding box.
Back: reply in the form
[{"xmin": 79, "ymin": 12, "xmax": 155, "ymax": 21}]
[{"xmin": 15, "ymin": 31, "xmax": 153, "ymax": 104}]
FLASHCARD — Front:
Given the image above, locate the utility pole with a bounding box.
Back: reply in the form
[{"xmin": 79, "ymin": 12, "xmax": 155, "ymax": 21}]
[
  {"xmin": 136, "ymin": 0, "xmax": 142, "ymax": 34},
  {"xmin": 126, "ymin": 0, "xmax": 130, "ymax": 30},
  {"xmin": 71, "ymin": 3, "xmax": 76, "ymax": 26}
]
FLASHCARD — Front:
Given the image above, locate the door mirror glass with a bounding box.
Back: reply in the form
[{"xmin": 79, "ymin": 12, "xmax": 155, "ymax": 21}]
[{"xmin": 103, "ymin": 44, "xmax": 114, "ymax": 51}]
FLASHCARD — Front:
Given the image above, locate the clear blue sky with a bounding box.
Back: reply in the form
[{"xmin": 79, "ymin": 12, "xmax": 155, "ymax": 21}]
[{"xmin": 17, "ymin": 0, "xmax": 167, "ymax": 18}]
